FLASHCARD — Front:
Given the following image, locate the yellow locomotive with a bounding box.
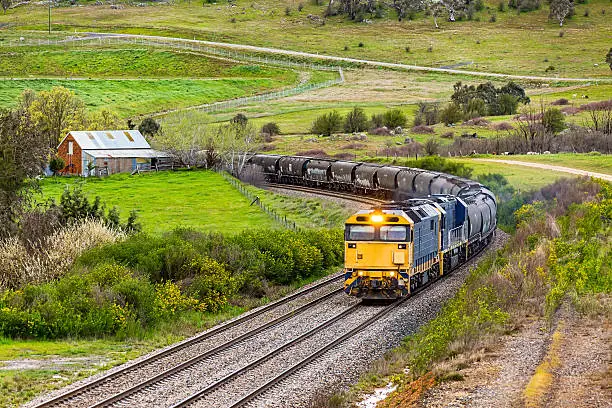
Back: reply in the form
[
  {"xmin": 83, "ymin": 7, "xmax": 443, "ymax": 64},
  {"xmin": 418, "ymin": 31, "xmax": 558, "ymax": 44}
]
[{"xmin": 343, "ymin": 196, "xmax": 478, "ymax": 299}]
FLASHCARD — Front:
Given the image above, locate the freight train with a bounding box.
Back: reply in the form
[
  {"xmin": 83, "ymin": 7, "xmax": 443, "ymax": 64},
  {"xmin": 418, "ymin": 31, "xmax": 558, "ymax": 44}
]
[{"xmin": 247, "ymin": 154, "xmax": 497, "ymax": 299}]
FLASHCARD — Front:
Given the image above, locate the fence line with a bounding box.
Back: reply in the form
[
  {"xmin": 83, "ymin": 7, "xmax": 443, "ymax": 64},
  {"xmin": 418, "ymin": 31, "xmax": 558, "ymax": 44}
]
[
  {"xmin": 220, "ymin": 172, "xmax": 299, "ymax": 231},
  {"xmin": 4, "ymin": 35, "xmax": 345, "ymax": 116},
  {"xmin": 3, "ymin": 36, "xmax": 341, "ymax": 71}
]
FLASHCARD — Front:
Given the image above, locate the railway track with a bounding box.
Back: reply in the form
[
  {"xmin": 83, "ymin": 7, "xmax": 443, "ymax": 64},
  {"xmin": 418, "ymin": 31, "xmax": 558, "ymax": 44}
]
[
  {"xmin": 170, "ymin": 297, "xmax": 407, "ymax": 408},
  {"xmin": 263, "ymin": 183, "xmax": 388, "ymax": 206},
  {"xmin": 33, "ymin": 273, "xmax": 345, "ymax": 408}
]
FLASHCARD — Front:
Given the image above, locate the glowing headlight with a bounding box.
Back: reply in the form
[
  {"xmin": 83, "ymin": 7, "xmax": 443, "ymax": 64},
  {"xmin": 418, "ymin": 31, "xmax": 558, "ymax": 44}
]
[
  {"xmin": 371, "ymin": 214, "xmax": 384, "ymax": 223},
  {"xmin": 358, "ymin": 271, "xmax": 364, "ymax": 276},
  {"xmin": 389, "ymin": 271, "xmax": 395, "ymax": 277}
]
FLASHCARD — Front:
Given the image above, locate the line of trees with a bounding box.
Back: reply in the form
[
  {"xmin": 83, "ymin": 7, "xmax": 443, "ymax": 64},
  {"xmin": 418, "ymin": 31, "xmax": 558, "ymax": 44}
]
[{"xmin": 311, "ymin": 107, "xmax": 407, "ymax": 136}]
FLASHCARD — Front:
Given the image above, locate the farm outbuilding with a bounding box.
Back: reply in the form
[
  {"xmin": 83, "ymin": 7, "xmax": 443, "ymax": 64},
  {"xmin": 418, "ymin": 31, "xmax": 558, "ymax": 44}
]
[{"xmin": 57, "ymin": 130, "xmax": 172, "ymax": 176}]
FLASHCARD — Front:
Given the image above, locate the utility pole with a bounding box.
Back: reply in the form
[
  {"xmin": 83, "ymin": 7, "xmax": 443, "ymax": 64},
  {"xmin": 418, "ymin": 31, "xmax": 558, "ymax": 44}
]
[{"xmin": 48, "ymin": 0, "xmax": 51, "ymax": 34}]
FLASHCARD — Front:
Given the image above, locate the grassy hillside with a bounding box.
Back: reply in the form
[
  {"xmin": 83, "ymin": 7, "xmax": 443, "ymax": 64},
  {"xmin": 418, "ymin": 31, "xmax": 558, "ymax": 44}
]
[
  {"xmin": 1, "ymin": 0, "xmax": 610, "ymax": 77},
  {"xmin": 0, "ymin": 76, "xmax": 296, "ymax": 117},
  {"xmin": 0, "ymin": 46, "xmax": 297, "ymax": 79}
]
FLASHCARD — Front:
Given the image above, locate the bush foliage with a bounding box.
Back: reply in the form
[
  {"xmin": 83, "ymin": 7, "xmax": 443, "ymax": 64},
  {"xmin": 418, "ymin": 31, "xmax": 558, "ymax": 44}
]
[{"xmin": 0, "ymin": 227, "xmax": 343, "ymax": 339}]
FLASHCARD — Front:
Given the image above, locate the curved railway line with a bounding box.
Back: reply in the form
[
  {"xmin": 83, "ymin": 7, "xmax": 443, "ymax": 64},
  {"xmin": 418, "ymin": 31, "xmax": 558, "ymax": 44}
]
[
  {"xmin": 263, "ymin": 183, "xmax": 388, "ymax": 206},
  {"xmin": 32, "ymin": 160, "xmax": 500, "ymax": 408},
  {"xmin": 32, "ymin": 273, "xmax": 345, "ymax": 408}
]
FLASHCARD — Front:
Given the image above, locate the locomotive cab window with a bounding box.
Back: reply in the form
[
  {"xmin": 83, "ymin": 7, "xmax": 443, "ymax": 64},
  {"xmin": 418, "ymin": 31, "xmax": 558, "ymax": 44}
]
[
  {"xmin": 380, "ymin": 226, "xmax": 408, "ymax": 241},
  {"xmin": 346, "ymin": 225, "xmax": 376, "ymax": 241}
]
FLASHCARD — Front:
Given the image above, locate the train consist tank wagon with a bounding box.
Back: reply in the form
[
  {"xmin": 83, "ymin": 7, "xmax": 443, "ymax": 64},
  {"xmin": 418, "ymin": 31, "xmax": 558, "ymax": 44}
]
[{"xmin": 247, "ymin": 154, "xmax": 497, "ymax": 300}]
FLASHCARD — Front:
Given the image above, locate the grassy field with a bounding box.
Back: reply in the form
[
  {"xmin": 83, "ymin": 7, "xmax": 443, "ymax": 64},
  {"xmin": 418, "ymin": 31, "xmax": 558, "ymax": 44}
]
[
  {"xmin": 1, "ymin": 0, "xmax": 610, "ymax": 77},
  {"xmin": 0, "ymin": 45, "xmax": 297, "ymax": 79},
  {"xmin": 0, "ymin": 76, "xmax": 296, "ymax": 117},
  {"xmin": 39, "ymin": 171, "xmax": 277, "ymax": 234},
  {"xmin": 451, "ymin": 157, "xmax": 567, "ymax": 190}
]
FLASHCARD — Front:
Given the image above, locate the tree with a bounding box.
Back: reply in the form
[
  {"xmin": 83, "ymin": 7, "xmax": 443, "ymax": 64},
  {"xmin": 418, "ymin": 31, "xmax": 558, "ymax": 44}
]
[
  {"xmin": 391, "ymin": 0, "xmax": 425, "ymax": 20},
  {"xmin": 28, "ymin": 86, "xmax": 86, "ymax": 147},
  {"xmin": 1, "ymin": 0, "xmax": 11, "ymax": 14},
  {"xmin": 424, "ymin": 137, "xmax": 440, "ymax": 156},
  {"xmin": 138, "ymin": 117, "xmax": 161, "ymax": 138},
  {"xmin": 0, "ymin": 108, "xmax": 50, "ymax": 238},
  {"xmin": 213, "ymin": 121, "xmax": 261, "ymax": 176},
  {"xmin": 230, "ymin": 113, "xmax": 248, "ymax": 128},
  {"xmin": 543, "ymin": 107, "xmax": 566, "ymax": 134},
  {"xmin": 343, "ymin": 107, "xmax": 369, "ymax": 132},
  {"xmin": 152, "ymin": 111, "xmax": 208, "ymax": 168},
  {"xmin": 549, "ymin": 0, "xmax": 573, "ymax": 26},
  {"xmin": 311, "ymin": 111, "xmax": 343, "ymax": 136},
  {"xmin": 440, "ymin": 103, "xmax": 464, "ymax": 125},
  {"xmin": 383, "ymin": 108, "xmax": 407, "ymax": 128},
  {"xmin": 86, "ymin": 108, "xmax": 122, "ymax": 130},
  {"xmin": 49, "ymin": 156, "xmax": 65, "ymax": 176},
  {"xmin": 261, "ymin": 122, "xmax": 281, "ymax": 136},
  {"xmin": 606, "ymin": 48, "xmax": 612, "ymax": 71}
]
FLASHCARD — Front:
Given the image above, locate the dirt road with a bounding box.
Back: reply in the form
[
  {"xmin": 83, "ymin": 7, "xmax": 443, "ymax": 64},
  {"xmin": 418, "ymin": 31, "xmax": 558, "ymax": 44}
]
[{"xmin": 474, "ymin": 159, "xmax": 612, "ymax": 182}]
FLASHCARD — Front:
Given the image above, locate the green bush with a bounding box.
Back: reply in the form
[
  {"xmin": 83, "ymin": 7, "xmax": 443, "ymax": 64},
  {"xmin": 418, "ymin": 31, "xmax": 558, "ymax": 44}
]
[
  {"xmin": 343, "ymin": 107, "xmax": 369, "ymax": 133},
  {"xmin": 440, "ymin": 103, "xmax": 464, "ymax": 125},
  {"xmin": 383, "ymin": 108, "xmax": 407, "ymax": 128},
  {"xmin": 311, "ymin": 111, "xmax": 343, "ymax": 136}
]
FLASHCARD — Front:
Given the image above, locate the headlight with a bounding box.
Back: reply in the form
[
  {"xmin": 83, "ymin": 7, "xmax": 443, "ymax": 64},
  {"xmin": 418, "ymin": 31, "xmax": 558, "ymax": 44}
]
[
  {"xmin": 371, "ymin": 214, "xmax": 384, "ymax": 223},
  {"xmin": 389, "ymin": 271, "xmax": 395, "ymax": 277},
  {"xmin": 358, "ymin": 271, "xmax": 364, "ymax": 276}
]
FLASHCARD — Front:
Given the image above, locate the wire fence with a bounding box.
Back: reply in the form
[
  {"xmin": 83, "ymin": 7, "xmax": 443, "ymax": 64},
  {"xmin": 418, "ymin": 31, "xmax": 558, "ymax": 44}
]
[
  {"xmin": 3, "ymin": 35, "xmax": 341, "ymax": 71},
  {"xmin": 220, "ymin": 172, "xmax": 299, "ymax": 231},
  {"xmin": 3, "ymin": 35, "xmax": 345, "ymax": 115}
]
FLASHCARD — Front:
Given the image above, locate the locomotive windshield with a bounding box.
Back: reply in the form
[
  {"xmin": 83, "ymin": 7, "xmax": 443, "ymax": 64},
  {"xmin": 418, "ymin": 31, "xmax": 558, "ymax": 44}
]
[
  {"xmin": 346, "ymin": 225, "xmax": 410, "ymax": 241},
  {"xmin": 380, "ymin": 225, "xmax": 407, "ymax": 241},
  {"xmin": 347, "ymin": 225, "xmax": 375, "ymax": 241}
]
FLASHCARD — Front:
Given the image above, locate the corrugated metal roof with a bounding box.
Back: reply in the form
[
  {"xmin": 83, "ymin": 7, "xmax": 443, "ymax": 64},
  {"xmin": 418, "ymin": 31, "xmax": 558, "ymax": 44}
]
[
  {"xmin": 83, "ymin": 149, "xmax": 172, "ymax": 159},
  {"xmin": 64, "ymin": 130, "xmax": 151, "ymax": 150}
]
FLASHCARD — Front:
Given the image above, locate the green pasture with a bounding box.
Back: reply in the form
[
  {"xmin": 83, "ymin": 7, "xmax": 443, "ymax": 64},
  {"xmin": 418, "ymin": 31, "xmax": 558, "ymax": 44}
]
[
  {"xmin": 39, "ymin": 171, "xmax": 277, "ymax": 234},
  {"xmin": 0, "ymin": 76, "xmax": 295, "ymax": 117},
  {"xmin": 451, "ymin": 158, "xmax": 567, "ymax": 190},
  {"xmin": 0, "ymin": 46, "xmax": 297, "ymax": 79},
  {"xmin": 1, "ymin": 0, "xmax": 610, "ymax": 77}
]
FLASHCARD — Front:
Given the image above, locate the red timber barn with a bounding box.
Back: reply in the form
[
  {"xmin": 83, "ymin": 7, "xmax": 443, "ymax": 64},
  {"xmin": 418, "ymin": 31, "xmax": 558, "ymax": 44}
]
[{"xmin": 57, "ymin": 130, "xmax": 171, "ymax": 176}]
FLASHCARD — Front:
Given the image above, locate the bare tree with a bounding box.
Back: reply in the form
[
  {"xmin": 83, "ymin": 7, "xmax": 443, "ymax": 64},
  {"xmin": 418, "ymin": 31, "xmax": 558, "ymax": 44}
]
[
  {"xmin": 389, "ymin": 0, "xmax": 425, "ymax": 20},
  {"xmin": 213, "ymin": 122, "xmax": 262, "ymax": 177},
  {"xmin": 583, "ymin": 104, "xmax": 612, "ymax": 135},
  {"xmin": 152, "ymin": 111, "xmax": 209, "ymax": 168},
  {"xmin": 0, "ymin": 108, "xmax": 50, "ymax": 238},
  {"xmin": 549, "ymin": 0, "xmax": 573, "ymax": 26},
  {"xmin": 1, "ymin": 0, "xmax": 11, "ymax": 14}
]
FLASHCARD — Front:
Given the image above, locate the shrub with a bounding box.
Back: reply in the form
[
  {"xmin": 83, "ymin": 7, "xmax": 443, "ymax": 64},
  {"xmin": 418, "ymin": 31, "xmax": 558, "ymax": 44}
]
[
  {"xmin": 370, "ymin": 113, "xmax": 385, "ymax": 128},
  {"xmin": 138, "ymin": 117, "xmax": 160, "ymax": 138},
  {"xmin": 49, "ymin": 156, "xmax": 65, "ymax": 176},
  {"xmin": 414, "ymin": 102, "xmax": 440, "ymax": 126},
  {"xmin": 295, "ymin": 149, "xmax": 330, "ymax": 157},
  {"xmin": 371, "ymin": 127, "xmax": 391, "ymax": 136},
  {"xmin": 311, "ymin": 111, "xmax": 343, "ymax": 136},
  {"xmin": 343, "ymin": 107, "xmax": 369, "ymax": 133},
  {"xmin": 411, "ymin": 125, "xmax": 435, "ymax": 134},
  {"xmin": 440, "ymin": 103, "xmax": 464, "ymax": 125},
  {"xmin": 441, "ymin": 131, "xmax": 454, "ymax": 139},
  {"xmin": 261, "ymin": 122, "xmax": 281, "ymax": 136},
  {"xmin": 0, "ymin": 220, "xmax": 124, "ymax": 290},
  {"xmin": 551, "ymin": 98, "xmax": 570, "ymax": 106},
  {"xmin": 492, "ymin": 121, "xmax": 514, "ymax": 131},
  {"xmin": 230, "ymin": 113, "xmax": 248, "ymax": 128},
  {"xmin": 383, "ymin": 108, "xmax": 407, "ymax": 128},
  {"xmin": 424, "ymin": 138, "xmax": 440, "ymax": 156},
  {"xmin": 341, "ymin": 143, "xmax": 366, "ymax": 150},
  {"xmin": 543, "ymin": 107, "xmax": 566, "ymax": 134}
]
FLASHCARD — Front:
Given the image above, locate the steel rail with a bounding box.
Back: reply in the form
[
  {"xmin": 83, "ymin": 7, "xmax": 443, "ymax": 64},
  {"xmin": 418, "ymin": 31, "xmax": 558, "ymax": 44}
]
[
  {"xmin": 171, "ymin": 302, "xmax": 363, "ymax": 407},
  {"xmin": 88, "ymin": 287, "xmax": 344, "ymax": 408},
  {"xmin": 222, "ymin": 237, "xmax": 493, "ymax": 408},
  {"xmin": 35, "ymin": 273, "xmax": 344, "ymax": 408},
  {"xmin": 264, "ymin": 183, "xmax": 387, "ymax": 206},
  {"xmin": 227, "ymin": 296, "xmax": 409, "ymax": 408}
]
